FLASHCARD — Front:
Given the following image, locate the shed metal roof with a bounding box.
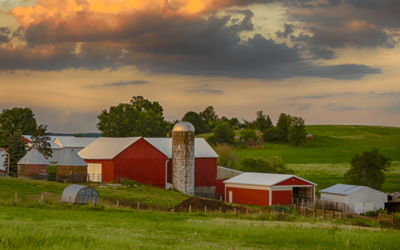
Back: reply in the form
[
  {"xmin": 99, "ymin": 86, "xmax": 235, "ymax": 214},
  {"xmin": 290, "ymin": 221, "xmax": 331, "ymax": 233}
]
[
  {"xmin": 53, "ymin": 137, "xmax": 97, "ymax": 148},
  {"xmin": 57, "ymin": 150, "xmax": 88, "ymax": 167},
  {"xmin": 319, "ymin": 184, "xmax": 377, "ymax": 195},
  {"xmin": 17, "ymin": 149, "xmax": 50, "ymax": 165},
  {"xmin": 144, "ymin": 138, "xmax": 219, "ymax": 158},
  {"xmin": 223, "ymin": 172, "xmax": 317, "ymax": 186},
  {"xmin": 78, "ymin": 137, "xmax": 141, "ymax": 160}
]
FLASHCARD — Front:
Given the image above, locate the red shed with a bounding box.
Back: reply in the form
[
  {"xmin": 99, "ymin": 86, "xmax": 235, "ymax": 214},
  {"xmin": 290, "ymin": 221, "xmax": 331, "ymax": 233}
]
[
  {"xmin": 78, "ymin": 137, "xmax": 218, "ymax": 192},
  {"xmin": 223, "ymin": 173, "xmax": 317, "ymax": 206}
]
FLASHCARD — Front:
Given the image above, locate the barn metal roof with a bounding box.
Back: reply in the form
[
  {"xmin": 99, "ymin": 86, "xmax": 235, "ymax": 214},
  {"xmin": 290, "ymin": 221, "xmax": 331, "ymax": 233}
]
[
  {"xmin": 144, "ymin": 138, "xmax": 218, "ymax": 158},
  {"xmin": 17, "ymin": 149, "xmax": 50, "ymax": 165},
  {"xmin": 57, "ymin": 150, "xmax": 88, "ymax": 167},
  {"xmin": 223, "ymin": 172, "xmax": 317, "ymax": 186},
  {"xmin": 23, "ymin": 135, "xmax": 61, "ymax": 149},
  {"xmin": 319, "ymin": 184, "xmax": 372, "ymax": 196},
  {"xmin": 53, "ymin": 137, "xmax": 98, "ymax": 148},
  {"xmin": 78, "ymin": 137, "xmax": 141, "ymax": 160}
]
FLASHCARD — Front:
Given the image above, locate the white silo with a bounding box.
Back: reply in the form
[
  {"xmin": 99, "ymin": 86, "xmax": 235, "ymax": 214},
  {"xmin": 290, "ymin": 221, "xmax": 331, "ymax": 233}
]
[{"xmin": 172, "ymin": 121, "xmax": 195, "ymax": 196}]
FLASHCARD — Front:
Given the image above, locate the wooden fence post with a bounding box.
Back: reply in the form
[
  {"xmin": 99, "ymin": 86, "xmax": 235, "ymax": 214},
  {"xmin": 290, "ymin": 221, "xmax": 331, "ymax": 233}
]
[
  {"xmin": 41, "ymin": 194, "xmax": 43, "ymax": 206},
  {"xmin": 117, "ymin": 200, "xmax": 119, "ymax": 208},
  {"xmin": 69, "ymin": 196, "xmax": 71, "ymax": 205},
  {"xmin": 378, "ymin": 213, "xmax": 381, "ymax": 223},
  {"xmin": 15, "ymin": 192, "xmax": 17, "ymax": 203},
  {"xmin": 189, "ymin": 205, "xmax": 191, "ymax": 213},
  {"xmin": 137, "ymin": 202, "xmax": 139, "ymax": 210},
  {"xmin": 204, "ymin": 206, "xmax": 207, "ymax": 214},
  {"xmin": 234, "ymin": 208, "xmax": 236, "ymax": 214},
  {"xmin": 314, "ymin": 209, "xmax": 317, "ymax": 218},
  {"xmin": 220, "ymin": 207, "xmax": 222, "ymax": 213},
  {"xmin": 323, "ymin": 210, "xmax": 326, "ymax": 219},
  {"xmin": 333, "ymin": 211, "xmax": 335, "ymax": 219}
]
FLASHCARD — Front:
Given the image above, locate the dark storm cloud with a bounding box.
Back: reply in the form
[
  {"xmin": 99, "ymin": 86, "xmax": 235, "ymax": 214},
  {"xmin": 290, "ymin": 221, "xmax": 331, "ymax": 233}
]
[
  {"xmin": 276, "ymin": 23, "xmax": 295, "ymax": 38},
  {"xmin": 323, "ymin": 102, "xmax": 357, "ymax": 111},
  {"xmin": 103, "ymin": 80, "xmax": 150, "ymax": 86},
  {"xmin": 187, "ymin": 89, "xmax": 223, "ymax": 94},
  {"xmin": 0, "ymin": 1, "xmax": 383, "ymax": 80}
]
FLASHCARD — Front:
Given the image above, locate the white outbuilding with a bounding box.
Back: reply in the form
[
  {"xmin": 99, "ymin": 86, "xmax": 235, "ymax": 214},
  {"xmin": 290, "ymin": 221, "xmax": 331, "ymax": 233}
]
[{"xmin": 320, "ymin": 184, "xmax": 387, "ymax": 214}]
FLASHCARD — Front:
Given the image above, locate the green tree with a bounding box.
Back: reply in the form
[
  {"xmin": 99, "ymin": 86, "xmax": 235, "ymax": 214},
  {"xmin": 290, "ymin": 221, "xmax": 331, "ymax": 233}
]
[
  {"xmin": 256, "ymin": 111, "xmax": 272, "ymax": 132},
  {"xmin": 239, "ymin": 157, "xmax": 272, "ymax": 173},
  {"xmin": 344, "ymin": 148, "xmax": 391, "ymax": 190},
  {"xmin": 97, "ymin": 96, "xmax": 169, "ymax": 137},
  {"xmin": 288, "ymin": 116, "xmax": 307, "ymax": 146},
  {"xmin": 3, "ymin": 131, "xmax": 27, "ymax": 174},
  {"xmin": 263, "ymin": 127, "xmax": 279, "ymax": 142},
  {"xmin": 199, "ymin": 106, "xmax": 219, "ymax": 133},
  {"xmin": 275, "ymin": 113, "xmax": 292, "ymax": 142},
  {"xmin": 215, "ymin": 144, "xmax": 238, "ymax": 169},
  {"xmin": 208, "ymin": 122, "xmax": 235, "ymax": 145},
  {"xmin": 31, "ymin": 124, "xmax": 53, "ymax": 160},
  {"xmin": 239, "ymin": 129, "xmax": 258, "ymax": 142},
  {"xmin": 182, "ymin": 111, "xmax": 205, "ymax": 135},
  {"xmin": 0, "ymin": 107, "xmax": 37, "ymax": 148},
  {"xmin": 266, "ymin": 156, "xmax": 294, "ymax": 174}
]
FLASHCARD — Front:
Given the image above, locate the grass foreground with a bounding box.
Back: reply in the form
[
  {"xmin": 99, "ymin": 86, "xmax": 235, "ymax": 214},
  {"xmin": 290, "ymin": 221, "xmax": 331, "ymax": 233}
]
[{"xmin": 1, "ymin": 205, "xmax": 399, "ymax": 250}]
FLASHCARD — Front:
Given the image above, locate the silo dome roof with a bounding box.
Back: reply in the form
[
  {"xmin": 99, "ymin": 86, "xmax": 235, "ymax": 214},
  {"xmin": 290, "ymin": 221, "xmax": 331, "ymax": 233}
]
[{"xmin": 173, "ymin": 122, "xmax": 195, "ymax": 132}]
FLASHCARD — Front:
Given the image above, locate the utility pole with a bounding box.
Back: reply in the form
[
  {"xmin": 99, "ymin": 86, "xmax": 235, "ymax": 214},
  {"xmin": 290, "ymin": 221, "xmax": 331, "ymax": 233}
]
[{"xmin": 7, "ymin": 152, "xmax": 10, "ymax": 176}]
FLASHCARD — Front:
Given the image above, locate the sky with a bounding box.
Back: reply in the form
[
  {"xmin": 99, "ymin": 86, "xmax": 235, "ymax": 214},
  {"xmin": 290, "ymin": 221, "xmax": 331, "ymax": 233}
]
[{"xmin": 0, "ymin": 0, "xmax": 399, "ymax": 133}]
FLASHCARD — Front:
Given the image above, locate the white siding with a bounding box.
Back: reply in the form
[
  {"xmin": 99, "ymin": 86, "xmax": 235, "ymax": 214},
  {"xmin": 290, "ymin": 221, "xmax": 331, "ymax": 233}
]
[
  {"xmin": 321, "ymin": 193, "xmax": 349, "ymax": 204},
  {"xmin": 0, "ymin": 149, "xmax": 7, "ymax": 172},
  {"xmin": 349, "ymin": 188, "xmax": 387, "ymax": 212}
]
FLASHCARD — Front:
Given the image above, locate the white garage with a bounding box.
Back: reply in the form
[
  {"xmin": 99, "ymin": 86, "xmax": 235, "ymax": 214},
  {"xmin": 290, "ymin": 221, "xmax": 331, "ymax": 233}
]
[{"xmin": 320, "ymin": 184, "xmax": 387, "ymax": 214}]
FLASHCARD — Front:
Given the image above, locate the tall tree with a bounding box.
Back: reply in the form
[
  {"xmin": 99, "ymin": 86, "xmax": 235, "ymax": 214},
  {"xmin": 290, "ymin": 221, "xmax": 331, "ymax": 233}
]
[
  {"xmin": 208, "ymin": 122, "xmax": 235, "ymax": 145},
  {"xmin": 256, "ymin": 111, "xmax": 273, "ymax": 132},
  {"xmin": 199, "ymin": 106, "xmax": 218, "ymax": 133},
  {"xmin": 3, "ymin": 131, "xmax": 27, "ymax": 174},
  {"xmin": 182, "ymin": 111, "xmax": 205, "ymax": 135},
  {"xmin": 276, "ymin": 113, "xmax": 292, "ymax": 142},
  {"xmin": 344, "ymin": 148, "xmax": 391, "ymax": 190},
  {"xmin": 97, "ymin": 96, "xmax": 169, "ymax": 137},
  {"xmin": 215, "ymin": 144, "xmax": 238, "ymax": 169},
  {"xmin": 0, "ymin": 107, "xmax": 37, "ymax": 148},
  {"xmin": 31, "ymin": 124, "xmax": 53, "ymax": 160},
  {"xmin": 288, "ymin": 116, "xmax": 307, "ymax": 146}
]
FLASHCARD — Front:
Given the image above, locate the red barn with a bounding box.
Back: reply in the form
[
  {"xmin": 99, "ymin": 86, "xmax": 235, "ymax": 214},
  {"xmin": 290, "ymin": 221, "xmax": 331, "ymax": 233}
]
[
  {"xmin": 224, "ymin": 173, "xmax": 317, "ymax": 206},
  {"xmin": 78, "ymin": 137, "xmax": 218, "ymax": 193}
]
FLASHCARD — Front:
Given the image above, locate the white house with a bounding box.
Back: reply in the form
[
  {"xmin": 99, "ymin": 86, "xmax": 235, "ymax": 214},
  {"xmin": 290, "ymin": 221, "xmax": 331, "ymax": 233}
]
[
  {"xmin": 0, "ymin": 148, "xmax": 7, "ymax": 173},
  {"xmin": 320, "ymin": 184, "xmax": 387, "ymax": 214}
]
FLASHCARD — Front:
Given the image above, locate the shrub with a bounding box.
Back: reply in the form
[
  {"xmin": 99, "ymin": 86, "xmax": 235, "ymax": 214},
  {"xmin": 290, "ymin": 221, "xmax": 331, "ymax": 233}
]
[
  {"xmin": 122, "ymin": 180, "xmax": 143, "ymax": 187},
  {"xmin": 215, "ymin": 144, "xmax": 238, "ymax": 169}
]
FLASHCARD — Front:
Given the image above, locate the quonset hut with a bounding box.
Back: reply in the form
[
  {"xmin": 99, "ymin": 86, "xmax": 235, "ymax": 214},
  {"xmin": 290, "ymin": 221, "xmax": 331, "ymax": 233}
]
[
  {"xmin": 172, "ymin": 122, "xmax": 195, "ymax": 196},
  {"xmin": 61, "ymin": 184, "xmax": 99, "ymax": 205},
  {"xmin": 17, "ymin": 149, "xmax": 50, "ymax": 176}
]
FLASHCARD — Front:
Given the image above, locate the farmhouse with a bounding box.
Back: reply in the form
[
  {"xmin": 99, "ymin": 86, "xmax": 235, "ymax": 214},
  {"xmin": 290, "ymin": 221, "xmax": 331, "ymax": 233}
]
[
  {"xmin": 320, "ymin": 184, "xmax": 387, "ymax": 214},
  {"xmin": 78, "ymin": 137, "xmax": 219, "ymax": 194},
  {"xmin": 0, "ymin": 148, "xmax": 7, "ymax": 173},
  {"xmin": 17, "ymin": 149, "xmax": 50, "ymax": 176},
  {"xmin": 223, "ymin": 173, "xmax": 316, "ymax": 206}
]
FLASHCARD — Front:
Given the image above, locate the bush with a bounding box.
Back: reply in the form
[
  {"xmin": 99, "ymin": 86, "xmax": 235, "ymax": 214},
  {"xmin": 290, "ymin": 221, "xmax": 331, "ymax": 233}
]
[
  {"xmin": 263, "ymin": 127, "xmax": 279, "ymax": 142},
  {"xmin": 122, "ymin": 180, "xmax": 143, "ymax": 187},
  {"xmin": 239, "ymin": 129, "xmax": 258, "ymax": 142},
  {"xmin": 394, "ymin": 213, "xmax": 400, "ymax": 222},
  {"xmin": 266, "ymin": 156, "xmax": 294, "ymax": 174},
  {"xmin": 215, "ymin": 144, "xmax": 238, "ymax": 169}
]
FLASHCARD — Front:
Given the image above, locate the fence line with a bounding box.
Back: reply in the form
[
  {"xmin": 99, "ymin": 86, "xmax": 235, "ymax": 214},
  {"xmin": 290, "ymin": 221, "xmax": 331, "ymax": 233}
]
[{"xmin": 379, "ymin": 214, "xmax": 394, "ymax": 224}]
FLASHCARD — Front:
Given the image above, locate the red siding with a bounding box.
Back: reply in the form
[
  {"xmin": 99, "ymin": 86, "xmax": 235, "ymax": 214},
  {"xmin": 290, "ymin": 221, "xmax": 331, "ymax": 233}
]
[
  {"xmin": 272, "ymin": 190, "xmax": 292, "ymax": 205},
  {"xmin": 216, "ymin": 179, "xmax": 227, "ymax": 194},
  {"xmin": 226, "ymin": 187, "xmax": 269, "ymax": 206},
  {"xmin": 85, "ymin": 159, "xmax": 114, "ymax": 182},
  {"xmin": 275, "ymin": 177, "xmax": 313, "ymax": 186},
  {"xmin": 113, "ymin": 138, "xmax": 168, "ymax": 186},
  {"xmin": 23, "ymin": 164, "xmax": 47, "ymax": 174},
  {"xmin": 167, "ymin": 160, "xmax": 172, "ymax": 183},
  {"xmin": 195, "ymin": 158, "xmax": 217, "ymax": 187}
]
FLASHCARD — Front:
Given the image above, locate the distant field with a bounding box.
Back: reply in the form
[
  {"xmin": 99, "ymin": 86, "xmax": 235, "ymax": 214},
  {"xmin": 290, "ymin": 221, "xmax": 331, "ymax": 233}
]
[
  {"xmin": 233, "ymin": 125, "xmax": 400, "ymax": 164},
  {"xmin": 0, "ymin": 206, "xmax": 398, "ymax": 250}
]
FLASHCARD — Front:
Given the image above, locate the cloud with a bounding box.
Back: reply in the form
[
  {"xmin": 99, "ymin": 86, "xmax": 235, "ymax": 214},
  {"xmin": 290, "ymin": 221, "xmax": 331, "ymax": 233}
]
[
  {"xmin": 323, "ymin": 102, "xmax": 357, "ymax": 111},
  {"xmin": 276, "ymin": 23, "xmax": 295, "ymax": 38},
  {"xmin": 187, "ymin": 89, "xmax": 223, "ymax": 94},
  {"xmin": 103, "ymin": 80, "xmax": 150, "ymax": 86},
  {"xmin": 384, "ymin": 101, "xmax": 400, "ymax": 113},
  {"xmin": 298, "ymin": 104, "xmax": 312, "ymax": 111},
  {"xmin": 293, "ymin": 94, "xmax": 334, "ymax": 99}
]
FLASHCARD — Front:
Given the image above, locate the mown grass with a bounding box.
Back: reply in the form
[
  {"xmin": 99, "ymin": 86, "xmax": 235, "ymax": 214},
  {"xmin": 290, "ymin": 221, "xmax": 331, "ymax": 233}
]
[
  {"xmin": 233, "ymin": 125, "xmax": 400, "ymax": 164},
  {"xmin": 0, "ymin": 206, "xmax": 398, "ymax": 250},
  {"xmin": 0, "ymin": 177, "xmax": 188, "ymax": 206}
]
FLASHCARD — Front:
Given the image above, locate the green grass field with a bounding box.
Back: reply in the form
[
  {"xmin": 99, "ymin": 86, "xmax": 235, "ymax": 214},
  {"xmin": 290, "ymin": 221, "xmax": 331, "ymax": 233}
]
[
  {"xmin": 197, "ymin": 125, "xmax": 400, "ymax": 193},
  {"xmin": 0, "ymin": 206, "xmax": 398, "ymax": 250}
]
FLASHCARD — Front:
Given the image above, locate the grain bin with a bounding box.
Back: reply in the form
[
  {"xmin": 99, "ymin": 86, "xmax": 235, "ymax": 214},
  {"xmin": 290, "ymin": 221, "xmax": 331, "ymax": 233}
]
[{"xmin": 172, "ymin": 122, "xmax": 195, "ymax": 196}]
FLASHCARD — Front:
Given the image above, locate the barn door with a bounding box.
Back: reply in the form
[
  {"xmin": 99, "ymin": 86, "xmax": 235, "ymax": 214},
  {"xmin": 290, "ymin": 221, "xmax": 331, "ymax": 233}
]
[{"xmin": 88, "ymin": 163, "xmax": 102, "ymax": 182}]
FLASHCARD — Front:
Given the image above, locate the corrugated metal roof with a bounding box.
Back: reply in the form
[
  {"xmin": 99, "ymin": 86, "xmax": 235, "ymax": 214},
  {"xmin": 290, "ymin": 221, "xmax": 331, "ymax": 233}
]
[
  {"xmin": 217, "ymin": 166, "xmax": 243, "ymax": 173},
  {"xmin": 57, "ymin": 150, "xmax": 88, "ymax": 167},
  {"xmin": 319, "ymin": 184, "xmax": 369, "ymax": 195},
  {"xmin": 17, "ymin": 149, "xmax": 50, "ymax": 165},
  {"xmin": 23, "ymin": 135, "xmax": 61, "ymax": 149},
  {"xmin": 78, "ymin": 137, "xmax": 142, "ymax": 160},
  {"xmin": 144, "ymin": 138, "xmax": 218, "ymax": 158},
  {"xmin": 53, "ymin": 137, "xmax": 98, "ymax": 148},
  {"xmin": 223, "ymin": 172, "xmax": 316, "ymax": 186}
]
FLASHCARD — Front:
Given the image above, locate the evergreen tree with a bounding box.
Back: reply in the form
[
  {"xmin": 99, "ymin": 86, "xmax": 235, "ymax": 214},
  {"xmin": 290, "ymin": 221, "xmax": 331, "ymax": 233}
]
[
  {"xmin": 256, "ymin": 111, "xmax": 273, "ymax": 132},
  {"xmin": 3, "ymin": 131, "xmax": 27, "ymax": 175},
  {"xmin": 31, "ymin": 124, "xmax": 53, "ymax": 159}
]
